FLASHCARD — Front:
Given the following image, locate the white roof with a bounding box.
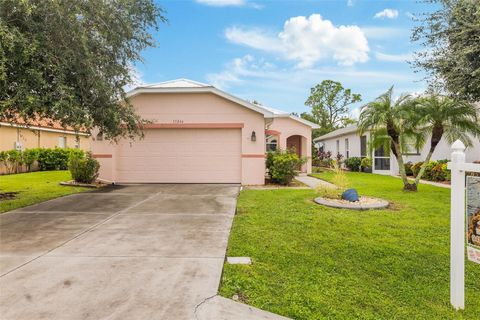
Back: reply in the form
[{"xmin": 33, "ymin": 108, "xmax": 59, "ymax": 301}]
[
  {"xmin": 314, "ymin": 125, "xmax": 359, "ymax": 142},
  {"xmin": 127, "ymin": 78, "xmax": 319, "ymax": 128},
  {"xmin": 144, "ymin": 79, "xmax": 210, "ymax": 88}
]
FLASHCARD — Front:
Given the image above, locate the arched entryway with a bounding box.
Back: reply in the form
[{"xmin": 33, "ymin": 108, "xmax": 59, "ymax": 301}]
[{"xmin": 286, "ymin": 135, "xmax": 308, "ymax": 172}]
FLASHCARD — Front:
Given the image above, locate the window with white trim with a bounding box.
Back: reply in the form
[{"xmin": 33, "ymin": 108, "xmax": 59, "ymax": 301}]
[{"xmin": 266, "ymin": 135, "xmax": 278, "ymax": 152}]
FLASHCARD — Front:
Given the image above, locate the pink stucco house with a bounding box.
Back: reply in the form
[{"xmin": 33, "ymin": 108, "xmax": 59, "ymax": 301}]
[{"xmin": 92, "ymin": 79, "xmax": 319, "ymax": 185}]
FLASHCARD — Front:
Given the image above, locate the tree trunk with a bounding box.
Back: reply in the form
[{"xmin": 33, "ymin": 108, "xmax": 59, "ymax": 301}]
[
  {"xmin": 387, "ymin": 121, "xmax": 417, "ymax": 191},
  {"xmin": 414, "ymin": 126, "xmax": 443, "ymax": 185},
  {"xmin": 392, "ymin": 140, "xmax": 417, "ymax": 191}
]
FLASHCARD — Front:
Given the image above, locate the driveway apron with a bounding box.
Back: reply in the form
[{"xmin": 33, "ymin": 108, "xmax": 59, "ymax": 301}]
[{"xmin": 0, "ymin": 184, "xmax": 240, "ymax": 320}]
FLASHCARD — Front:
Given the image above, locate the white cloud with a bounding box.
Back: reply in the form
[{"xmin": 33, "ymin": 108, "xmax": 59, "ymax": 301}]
[
  {"xmin": 225, "ymin": 14, "xmax": 369, "ymax": 67},
  {"xmin": 206, "ymin": 55, "xmax": 276, "ymax": 88},
  {"xmin": 347, "ymin": 0, "xmax": 355, "ymax": 7},
  {"xmin": 375, "ymin": 52, "xmax": 412, "ymax": 62},
  {"xmin": 195, "ymin": 0, "xmax": 245, "ymax": 6},
  {"xmin": 206, "ymin": 55, "xmax": 422, "ymax": 113},
  {"xmin": 374, "ymin": 9, "xmax": 399, "ymax": 19}
]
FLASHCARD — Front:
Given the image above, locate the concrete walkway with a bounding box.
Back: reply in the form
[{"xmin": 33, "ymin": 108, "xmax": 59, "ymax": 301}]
[{"xmin": 296, "ymin": 174, "xmax": 336, "ymax": 189}]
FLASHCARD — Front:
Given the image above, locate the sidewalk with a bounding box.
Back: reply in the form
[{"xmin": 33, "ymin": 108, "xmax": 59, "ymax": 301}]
[
  {"xmin": 296, "ymin": 174, "xmax": 336, "ymax": 189},
  {"xmin": 392, "ymin": 176, "xmax": 451, "ymax": 189}
]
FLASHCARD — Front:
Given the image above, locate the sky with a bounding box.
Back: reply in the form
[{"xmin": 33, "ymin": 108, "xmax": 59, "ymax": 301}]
[{"xmin": 134, "ymin": 0, "xmax": 436, "ymax": 118}]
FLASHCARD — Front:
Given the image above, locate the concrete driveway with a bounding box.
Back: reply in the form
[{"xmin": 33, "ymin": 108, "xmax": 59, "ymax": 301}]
[{"xmin": 0, "ymin": 184, "xmax": 240, "ymax": 320}]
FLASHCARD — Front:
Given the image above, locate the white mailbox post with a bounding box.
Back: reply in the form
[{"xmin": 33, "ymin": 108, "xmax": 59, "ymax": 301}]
[{"xmin": 447, "ymin": 140, "xmax": 480, "ymax": 310}]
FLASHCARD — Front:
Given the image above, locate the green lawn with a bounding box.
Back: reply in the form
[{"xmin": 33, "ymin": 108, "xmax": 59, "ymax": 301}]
[
  {"xmin": 220, "ymin": 172, "xmax": 480, "ymax": 319},
  {"xmin": 0, "ymin": 171, "xmax": 89, "ymax": 213}
]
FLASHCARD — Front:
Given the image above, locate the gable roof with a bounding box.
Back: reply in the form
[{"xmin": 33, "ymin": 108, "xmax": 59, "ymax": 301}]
[
  {"xmin": 126, "ymin": 79, "xmax": 319, "ymax": 128},
  {"xmin": 314, "ymin": 125, "xmax": 359, "ymax": 142},
  {"xmin": 127, "ymin": 79, "xmax": 273, "ymax": 117},
  {"xmin": 260, "ymin": 105, "xmax": 320, "ymax": 129}
]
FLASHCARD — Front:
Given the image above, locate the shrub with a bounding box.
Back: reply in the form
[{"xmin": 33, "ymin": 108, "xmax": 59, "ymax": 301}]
[
  {"xmin": 344, "ymin": 157, "xmax": 362, "ymax": 172},
  {"xmin": 360, "ymin": 157, "xmax": 372, "ymax": 171},
  {"xmin": 69, "ymin": 152, "xmax": 100, "ymax": 183},
  {"xmin": 266, "ymin": 149, "xmax": 306, "ymax": 185},
  {"xmin": 430, "ymin": 162, "xmax": 447, "ymax": 181},
  {"xmin": 404, "ymin": 161, "xmax": 414, "ymax": 176},
  {"xmin": 412, "ymin": 161, "xmax": 424, "ymax": 177},
  {"xmin": 37, "ymin": 148, "xmax": 83, "ymax": 171},
  {"xmin": 4, "ymin": 150, "xmax": 22, "ymax": 173},
  {"xmin": 315, "ymin": 150, "xmax": 333, "ymax": 167},
  {"xmin": 0, "ymin": 151, "xmax": 8, "ymax": 170},
  {"xmin": 23, "ymin": 149, "xmax": 40, "ymax": 171}
]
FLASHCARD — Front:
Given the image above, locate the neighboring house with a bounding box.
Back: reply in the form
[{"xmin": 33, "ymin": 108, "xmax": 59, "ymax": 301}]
[
  {"xmin": 0, "ymin": 118, "xmax": 90, "ymax": 151},
  {"xmin": 92, "ymin": 79, "xmax": 319, "ymax": 185},
  {"xmin": 314, "ymin": 125, "xmax": 480, "ymax": 175}
]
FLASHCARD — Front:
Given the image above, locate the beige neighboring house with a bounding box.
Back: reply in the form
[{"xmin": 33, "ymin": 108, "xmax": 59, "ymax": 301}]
[
  {"xmin": 0, "ymin": 118, "xmax": 90, "ymax": 151},
  {"xmin": 314, "ymin": 124, "xmax": 480, "ymax": 175},
  {"xmin": 92, "ymin": 79, "xmax": 319, "ymax": 185}
]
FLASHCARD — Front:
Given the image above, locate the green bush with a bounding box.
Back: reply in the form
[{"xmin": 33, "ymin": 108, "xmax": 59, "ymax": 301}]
[
  {"xmin": 69, "ymin": 152, "xmax": 100, "ymax": 183},
  {"xmin": 266, "ymin": 150, "xmax": 306, "ymax": 185},
  {"xmin": 37, "ymin": 148, "xmax": 84, "ymax": 171},
  {"xmin": 3, "ymin": 150, "xmax": 23, "ymax": 173},
  {"xmin": 23, "ymin": 148, "xmax": 40, "ymax": 171},
  {"xmin": 360, "ymin": 157, "xmax": 372, "ymax": 170},
  {"xmin": 411, "ymin": 160, "xmax": 451, "ymax": 182},
  {"xmin": 344, "ymin": 157, "xmax": 362, "ymax": 172},
  {"xmin": 412, "ymin": 161, "xmax": 424, "ymax": 177},
  {"xmin": 404, "ymin": 162, "xmax": 414, "ymax": 176}
]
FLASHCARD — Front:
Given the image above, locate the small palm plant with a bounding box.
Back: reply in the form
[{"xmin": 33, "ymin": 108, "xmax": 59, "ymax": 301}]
[
  {"xmin": 358, "ymin": 86, "xmax": 418, "ymax": 191},
  {"xmin": 408, "ymin": 94, "xmax": 480, "ymax": 185}
]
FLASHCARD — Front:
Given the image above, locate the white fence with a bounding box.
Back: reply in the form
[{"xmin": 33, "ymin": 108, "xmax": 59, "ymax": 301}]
[{"xmin": 447, "ymin": 140, "xmax": 480, "ymax": 310}]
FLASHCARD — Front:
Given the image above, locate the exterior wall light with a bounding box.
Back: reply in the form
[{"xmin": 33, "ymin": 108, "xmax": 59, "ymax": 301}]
[{"xmin": 251, "ymin": 131, "xmax": 256, "ymax": 142}]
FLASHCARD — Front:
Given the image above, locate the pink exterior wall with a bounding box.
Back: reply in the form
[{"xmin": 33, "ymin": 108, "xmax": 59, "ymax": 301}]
[
  {"xmin": 268, "ymin": 117, "xmax": 313, "ymax": 173},
  {"xmin": 92, "ymin": 92, "xmax": 266, "ymax": 185}
]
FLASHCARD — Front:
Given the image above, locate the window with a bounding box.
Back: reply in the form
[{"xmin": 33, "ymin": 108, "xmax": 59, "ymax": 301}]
[
  {"xmin": 266, "ymin": 135, "xmax": 278, "ymax": 152},
  {"xmin": 360, "ymin": 135, "xmax": 367, "ymax": 157},
  {"xmin": 404, "ymin": 138, "xmax": 420, "ymax": 155},
  {"xmin": 374, "ymin": 147, "xmax": 390, "ymax": 170},
  {"xmin": 58, "ymin": 136, "xmax": 66, "ymax": 148},
  {"xmin": 345, "ymin": 138, "xmax": 349, "ymax": 158},
  {"xmin": 336, "ymin": 140, "xmax": 340, "ymax": 154}
]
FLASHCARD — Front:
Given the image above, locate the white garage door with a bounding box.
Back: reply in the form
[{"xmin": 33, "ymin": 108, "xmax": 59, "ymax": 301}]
[{"xmin": 116, "ymin": 128, "xmax": 241, "ymax": 183}]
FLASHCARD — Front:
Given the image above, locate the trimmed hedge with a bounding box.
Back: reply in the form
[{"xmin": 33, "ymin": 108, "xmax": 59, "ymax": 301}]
[{"xmin": 0, "ymin": 148, "xmax": 85, "ymax": 174}]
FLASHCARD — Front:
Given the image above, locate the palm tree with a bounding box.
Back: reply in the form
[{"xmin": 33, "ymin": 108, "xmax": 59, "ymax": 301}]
[
  {"xmin": 358, "ymin": 86, "xmax": 418, "ymax": 191},
  {"xmin": 410, "ymin": 95, "xmax": 480, "ymax": 185}
]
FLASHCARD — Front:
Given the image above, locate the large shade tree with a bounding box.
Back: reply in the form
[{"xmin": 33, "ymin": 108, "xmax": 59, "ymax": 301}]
[
  {"xmin": 304, "ymin": 80, "xmax": 361, "ymax": 137},
  {"xmin": 412, "ymin": 0, "xmax": 480, "ymax": 102},
  {"xmin": 409, "ymin": 95, "xmax": 480, "ymax": 185},
  {"xmin": 0, "ymin": 0, "xmax": 165, "ymax": 140}
]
